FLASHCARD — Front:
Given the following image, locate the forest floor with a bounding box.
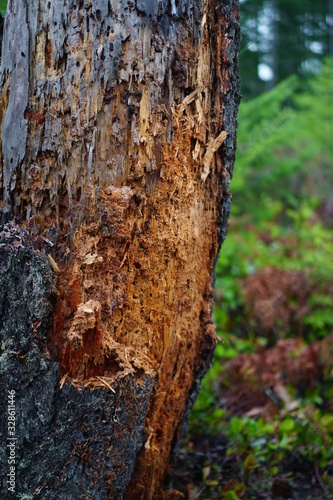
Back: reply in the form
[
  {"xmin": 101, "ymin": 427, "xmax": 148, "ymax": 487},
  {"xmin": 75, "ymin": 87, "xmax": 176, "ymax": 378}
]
[
  {"xmin": 171, "ymin": 430, "xmax": 331, "ymax": 499},
  {"xmin": 170, "ymin": 323, "xmax": 333, "ymax": 499}
]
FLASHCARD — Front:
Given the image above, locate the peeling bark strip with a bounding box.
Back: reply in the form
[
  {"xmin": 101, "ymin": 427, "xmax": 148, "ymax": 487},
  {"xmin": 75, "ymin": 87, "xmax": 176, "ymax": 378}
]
[{"xmin": 0, "ymin": 0, "xmax": 240, "ymax": 499}]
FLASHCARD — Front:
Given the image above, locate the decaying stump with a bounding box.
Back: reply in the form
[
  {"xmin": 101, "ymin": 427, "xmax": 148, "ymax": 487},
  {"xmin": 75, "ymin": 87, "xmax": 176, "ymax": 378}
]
[{"xmin": 0, "ymin": 1, "xmax": 240, "ymax": 498}]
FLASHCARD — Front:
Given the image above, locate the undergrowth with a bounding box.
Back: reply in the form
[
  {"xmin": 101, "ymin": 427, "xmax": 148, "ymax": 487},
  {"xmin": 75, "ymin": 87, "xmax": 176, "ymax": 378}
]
[{"xmin": 178, "ymin": 60, "xmax": 333, "ymax": 500}]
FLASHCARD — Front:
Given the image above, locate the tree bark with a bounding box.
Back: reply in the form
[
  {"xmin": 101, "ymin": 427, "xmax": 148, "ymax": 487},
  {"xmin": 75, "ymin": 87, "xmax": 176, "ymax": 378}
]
[{"xmin": 0, "ymin": 1, "xmax": 240, "ymax": 498}]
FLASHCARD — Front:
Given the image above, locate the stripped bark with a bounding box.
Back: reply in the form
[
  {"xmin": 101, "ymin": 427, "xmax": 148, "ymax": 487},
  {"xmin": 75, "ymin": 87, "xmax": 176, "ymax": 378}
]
[{"xmin": 0, "ymin": 1, "xmax": 240, "ymax": 498}]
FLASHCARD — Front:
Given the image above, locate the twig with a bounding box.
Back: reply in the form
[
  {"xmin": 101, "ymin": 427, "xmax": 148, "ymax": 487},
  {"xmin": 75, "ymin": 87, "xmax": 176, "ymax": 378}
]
[{"xmin": 315, "ymin": 464, "xmax": 326, "ymax": 492}]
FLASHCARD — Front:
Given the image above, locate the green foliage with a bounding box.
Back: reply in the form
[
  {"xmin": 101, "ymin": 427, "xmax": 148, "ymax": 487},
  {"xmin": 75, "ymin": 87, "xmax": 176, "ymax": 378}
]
[
  {"xmin": 189, "ymin": 61, "xmax": 333, "ymax": 497},
  {"xmin": 213, "ymin": 60, "xmax": 333, "ymax": 343},
  {"xmin": 234, "ymin": 59, "xmax": 333, "ymax": 217},
  {"xmin": 226, "ymin": 411, "xmax": 333, "ymax": 470},
  {"xmin": 0, "ymin": 0, "xmax": 7, "ymax": 17}
]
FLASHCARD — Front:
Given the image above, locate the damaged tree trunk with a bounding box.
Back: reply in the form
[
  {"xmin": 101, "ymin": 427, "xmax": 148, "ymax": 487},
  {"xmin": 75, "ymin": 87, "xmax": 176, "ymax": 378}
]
[{"xmin": 0, "ymin": 1, "xmax": 240, "ymax": 498}]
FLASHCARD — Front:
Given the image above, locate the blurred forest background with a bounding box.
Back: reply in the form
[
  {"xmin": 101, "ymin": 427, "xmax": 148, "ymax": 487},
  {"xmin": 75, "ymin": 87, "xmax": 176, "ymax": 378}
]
[
  {"xmin": 0, "ymin": 0, "xmax": 332, "ymax": 498},
  {"xmin": 175, "ymin": 1, "xmax": 333, "ymax": 499}
]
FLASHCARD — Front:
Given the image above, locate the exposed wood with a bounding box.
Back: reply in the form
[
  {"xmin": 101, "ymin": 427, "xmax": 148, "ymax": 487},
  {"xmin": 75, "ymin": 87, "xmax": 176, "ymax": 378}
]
[{"xmin": 0, "ymin": 0, "xmax": 240, "ymax": 498}]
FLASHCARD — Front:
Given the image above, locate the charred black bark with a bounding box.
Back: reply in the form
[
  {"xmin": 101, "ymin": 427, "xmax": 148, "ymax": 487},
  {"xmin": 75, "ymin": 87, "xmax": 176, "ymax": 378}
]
[{"xmin": 0, "ymin": 222, "xmax": 154, "ymax": 499}]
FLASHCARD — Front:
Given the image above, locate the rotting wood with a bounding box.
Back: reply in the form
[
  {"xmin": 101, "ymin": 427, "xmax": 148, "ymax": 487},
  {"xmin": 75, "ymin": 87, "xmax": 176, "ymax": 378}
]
[
  {"xmin": 201, "ymin": 130, "xmax": 228, "ymax": 182},
  {"xmin": 0, "ymin": 0, "xmax": 241, "ymax": 498}
]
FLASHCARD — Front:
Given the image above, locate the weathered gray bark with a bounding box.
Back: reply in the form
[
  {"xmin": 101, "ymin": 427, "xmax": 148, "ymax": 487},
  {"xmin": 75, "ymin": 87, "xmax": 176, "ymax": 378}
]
[{"xmin": 0, "ymin": 1, "xmax": 240, "ymax": 498}]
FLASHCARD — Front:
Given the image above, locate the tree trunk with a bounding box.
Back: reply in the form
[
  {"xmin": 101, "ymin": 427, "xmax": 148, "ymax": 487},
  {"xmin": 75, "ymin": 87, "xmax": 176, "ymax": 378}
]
[{"xmin": 0, "ymin": 1, "xmax": 240, "ymax": 498}]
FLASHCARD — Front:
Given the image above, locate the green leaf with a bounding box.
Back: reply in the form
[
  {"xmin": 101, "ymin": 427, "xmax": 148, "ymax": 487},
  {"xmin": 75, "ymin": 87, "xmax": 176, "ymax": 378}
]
[
  {"xmin": 279, "ymin": 418, "xmax": 295, "ymax": 433},
  {"xmin": 250, "ymin": 437, "xmax": 267, "ymax": 449},
  {"xmin": 223, "ymin": 492, "xmax": 239, "ymax": 500},
  {"xmin": 244, "ymin": 453, "xmax": 256, "ymax": 472},
  {"xmin": 321, "ymin": 414, "xmax": 333, "ymax": 433}
]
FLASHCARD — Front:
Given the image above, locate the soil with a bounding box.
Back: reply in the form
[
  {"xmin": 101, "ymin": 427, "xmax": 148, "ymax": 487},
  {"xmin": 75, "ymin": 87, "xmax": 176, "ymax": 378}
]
[{"xmin": 170, "ymin": 429, "xmax": 332, "ymax": 499}]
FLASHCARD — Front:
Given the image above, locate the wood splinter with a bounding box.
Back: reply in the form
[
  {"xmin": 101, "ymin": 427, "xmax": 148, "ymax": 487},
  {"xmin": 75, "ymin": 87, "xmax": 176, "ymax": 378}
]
[{"xmin": 201, "ymin": 130, "xmax": 228, "ymax": 182}]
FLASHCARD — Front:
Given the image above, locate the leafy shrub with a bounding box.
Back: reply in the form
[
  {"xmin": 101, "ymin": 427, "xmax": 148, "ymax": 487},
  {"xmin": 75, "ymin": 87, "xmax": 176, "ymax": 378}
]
[{"xmin": 188, "ymin": 61, "xmax": 333, "ymax": 498}]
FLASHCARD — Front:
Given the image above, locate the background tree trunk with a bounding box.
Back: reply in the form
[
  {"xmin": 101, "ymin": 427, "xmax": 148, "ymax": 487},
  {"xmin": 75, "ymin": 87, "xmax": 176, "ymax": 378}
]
[{"xmin": 0, "ymin": 1, "xmax": 240, "ymax": 498}]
